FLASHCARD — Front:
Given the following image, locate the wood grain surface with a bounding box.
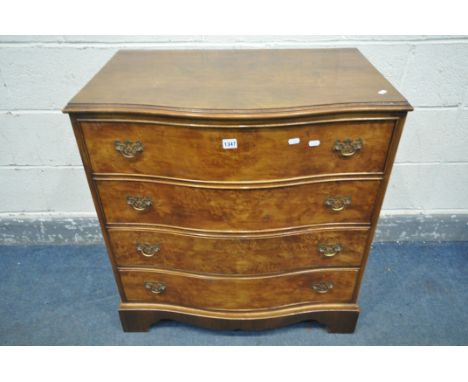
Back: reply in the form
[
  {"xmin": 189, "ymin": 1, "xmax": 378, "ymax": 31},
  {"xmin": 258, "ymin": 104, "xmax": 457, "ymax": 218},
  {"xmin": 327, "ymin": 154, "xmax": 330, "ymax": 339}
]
[
  {"xmin": 108, "ymin": 227, "xmax": 369, "ymax": 273},
  {"xmin": 64, "ymin": 49, "xmax": 411, "ymax": 119},
  {"xmin": 119, "ymin": 268, "xmax": 359, "ymax": 309},
  {"xmin": 119, "ymin": 303, "xmax": 360, "ymax": 332},
  {"xmin": 97, "ymin": 178, "xmax": 381, "ymax": 230},
  {"xmin": 81, "ymin": 119, "xmax": 395, "ymax": 181}
]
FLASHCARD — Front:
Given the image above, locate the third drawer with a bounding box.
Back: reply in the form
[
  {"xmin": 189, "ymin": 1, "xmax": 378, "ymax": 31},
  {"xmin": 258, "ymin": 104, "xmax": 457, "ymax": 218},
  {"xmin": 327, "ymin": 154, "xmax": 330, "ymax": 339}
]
[{"xmin": 108, "ymin": 228, "xmax": 370, "ymax": 274}]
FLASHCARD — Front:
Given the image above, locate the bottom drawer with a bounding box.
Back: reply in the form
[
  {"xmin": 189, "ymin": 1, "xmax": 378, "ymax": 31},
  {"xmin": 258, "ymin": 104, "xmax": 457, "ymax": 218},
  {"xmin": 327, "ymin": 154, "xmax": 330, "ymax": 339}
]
[{"xmin": 119, "ymin": 268, "xmax": 359, "ymax": 310}]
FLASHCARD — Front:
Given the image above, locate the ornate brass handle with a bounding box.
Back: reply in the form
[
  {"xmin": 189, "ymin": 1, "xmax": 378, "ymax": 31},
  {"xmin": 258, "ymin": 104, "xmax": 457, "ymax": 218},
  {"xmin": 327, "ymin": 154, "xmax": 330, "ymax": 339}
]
[
  {"xmin": 311, "ymin": 281, "xmax": 334, "ymax": 294},
  {"xmin": 325, "ymin": 196, "xmax": 352, "ymax": 212},
  {"xmin": 136, "ymin": 243, "xmax": 160, "ymax": 257},
  {"xmin": 144, "ymin": 281, "xmax": 166, "ymax": 294},
  {"xmin": 114, "ymin": 140, "xmax": 144, "ymax": 159},
  {"xmin": 318, "ymin": 243, "xmax": 342, "ymax": 257},
  {"xmin": 127, "ymin": 195, "xmax": 152, "ymax": 211},
  {"xmin": 333, "ymin": 138, "xmax": 363, "ymax": 157}
]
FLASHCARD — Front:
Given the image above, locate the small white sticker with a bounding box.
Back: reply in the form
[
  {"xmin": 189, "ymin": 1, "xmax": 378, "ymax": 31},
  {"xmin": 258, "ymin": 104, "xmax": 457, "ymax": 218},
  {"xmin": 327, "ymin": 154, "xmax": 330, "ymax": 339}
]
[
  {"xmin": 288, "ymin": 137, "xmax": 300, "ymax": 145},
  {"xmin": 222, "ymin": 138, "xmax": 237, "ymax": 149},
  {"xmin": 378, "ymin": 89, "xmax": 387, "ymax": 95},
  {"xmin": 308, "ymin": 140, "xmax": 321, "ymax": 147}
]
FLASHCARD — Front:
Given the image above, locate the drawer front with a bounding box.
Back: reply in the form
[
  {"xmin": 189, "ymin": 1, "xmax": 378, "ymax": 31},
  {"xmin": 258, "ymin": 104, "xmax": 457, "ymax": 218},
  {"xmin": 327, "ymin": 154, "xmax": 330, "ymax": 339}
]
[
  {"xmin": 109, "ymin": 228, "xmax": 369, "ymax": 273},
  {"xmin": 119, "ymin": 268, "xmax": 359, "ymax": 309},
  {"xmin": 97, "ymin": 179, "xmax": 381, "ymax": 230},
  {"xmin": 81, "ymin": 120, "xmax": 394, "ymax": 181}
]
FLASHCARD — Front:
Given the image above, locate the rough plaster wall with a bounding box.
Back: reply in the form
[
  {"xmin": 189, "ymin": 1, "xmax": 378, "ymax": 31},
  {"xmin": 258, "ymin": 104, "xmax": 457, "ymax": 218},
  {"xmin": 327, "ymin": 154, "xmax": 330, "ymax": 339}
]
[{"xmin": 1, "ymin": 36, "xmax": 467, "ymax": 219}]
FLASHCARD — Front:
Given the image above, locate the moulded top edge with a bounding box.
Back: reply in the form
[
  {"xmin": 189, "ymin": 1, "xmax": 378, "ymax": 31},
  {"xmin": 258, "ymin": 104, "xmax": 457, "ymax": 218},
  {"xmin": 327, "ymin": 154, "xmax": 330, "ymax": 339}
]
[
  {"xmin": 63, "ymin": 49, "xmax": 412, "ymax": 119},
  {"xmin": 63, "ymin": 101, "xmax": 413, "ymax": 120}
]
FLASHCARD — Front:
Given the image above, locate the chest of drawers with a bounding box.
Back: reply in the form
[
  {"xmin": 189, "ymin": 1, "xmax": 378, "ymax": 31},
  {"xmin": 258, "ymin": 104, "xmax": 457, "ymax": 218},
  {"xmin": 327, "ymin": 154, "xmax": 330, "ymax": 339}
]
[{"xmin": 64, "ymin": 49, "xmax": 411, "ymax": 333}]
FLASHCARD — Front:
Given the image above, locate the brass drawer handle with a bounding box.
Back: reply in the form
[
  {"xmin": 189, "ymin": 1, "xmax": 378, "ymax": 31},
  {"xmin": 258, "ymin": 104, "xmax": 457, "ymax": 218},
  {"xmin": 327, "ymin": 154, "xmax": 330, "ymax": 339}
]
[
  {"xmin": 311, "ymin": 281, "xmax": 334, "ymax": 294},
  {"xmin": 318, "ymin": 243, "xmax": 342, "ymax": 257},
  {"xmin": 114, "ymin": 140, "xmax": 144, "ymax": 159},
  {"xmin": 136, "ymin": 243, "xmax": 160, "ymax": 257},
  {"xmin": 333, "ymin": 138, "xmax": 363, "ymax": 157},
  {"xmin": 144, "ymin": 281, "xmax": 166, "ymax": 294},
  {"xmin": 127, "ymin": 195, "xmax": 152, "ymax": 212},
  {"xmin": 324, "ymin": 196, "xmax": 352, "ymax": 212}
]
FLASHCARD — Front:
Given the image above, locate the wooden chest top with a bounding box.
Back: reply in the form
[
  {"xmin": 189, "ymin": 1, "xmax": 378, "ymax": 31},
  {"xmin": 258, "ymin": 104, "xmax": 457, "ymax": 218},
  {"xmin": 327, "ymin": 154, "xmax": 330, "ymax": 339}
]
[{"xmin": 64, "ymin": 49, "xmax": 411, "ymax": 118}]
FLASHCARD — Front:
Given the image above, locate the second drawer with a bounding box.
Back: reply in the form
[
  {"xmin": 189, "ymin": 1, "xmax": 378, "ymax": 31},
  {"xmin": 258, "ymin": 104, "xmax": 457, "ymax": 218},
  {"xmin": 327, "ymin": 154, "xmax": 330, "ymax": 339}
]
[
  {"xmin": 108, "ymin": 228, "xmax": 370, "ymax": 273},
  {"xmin": 97, "ymin": 178, "xmax": 381, "ymax": 230}
]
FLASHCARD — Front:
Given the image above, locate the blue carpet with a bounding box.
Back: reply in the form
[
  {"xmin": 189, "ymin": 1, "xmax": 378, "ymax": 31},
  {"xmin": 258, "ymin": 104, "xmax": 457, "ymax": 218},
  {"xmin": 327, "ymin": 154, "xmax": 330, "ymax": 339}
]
[{"xmin": 0, "ymin": 242, "xmax": 467, "ymax": 345}]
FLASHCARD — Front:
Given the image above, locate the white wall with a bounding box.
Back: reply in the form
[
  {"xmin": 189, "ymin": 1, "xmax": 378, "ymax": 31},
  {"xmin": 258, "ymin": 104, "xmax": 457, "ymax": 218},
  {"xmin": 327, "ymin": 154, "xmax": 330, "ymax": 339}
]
[{"xmin": 1, "ymin": 35, "xmax": 467, "ymax": 219}]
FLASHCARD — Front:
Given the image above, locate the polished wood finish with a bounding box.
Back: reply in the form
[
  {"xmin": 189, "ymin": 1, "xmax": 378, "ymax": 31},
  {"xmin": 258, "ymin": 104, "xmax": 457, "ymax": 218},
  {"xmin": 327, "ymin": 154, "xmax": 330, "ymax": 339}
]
[
  {"xmin": 352, "ymin": 115, "xmax": 408, "ymax": 302},
  {"xmin": 108, "ymin": 227, "xmax": 369, "ymax": 273},
  {"xmin": 81, "ymin": 119, "xmax": 394, "ymax": 181},
  {"xmin": 64, "ymin": 49, "xmax": 411, "ymax": 118},
  {"xmin": 118, "ymin": 303, "xmax": 360, "ymax": 332},
  {"xmin": 97, "ymin": 178, "xmax": 381, "ymax": 230},
  {"xmin": 64, "ymin": 49, "xmax": 411, "ymax": 333},
  {"xmin": 119, "ymin": 268, "xmax": 358, "ymax": 309}
]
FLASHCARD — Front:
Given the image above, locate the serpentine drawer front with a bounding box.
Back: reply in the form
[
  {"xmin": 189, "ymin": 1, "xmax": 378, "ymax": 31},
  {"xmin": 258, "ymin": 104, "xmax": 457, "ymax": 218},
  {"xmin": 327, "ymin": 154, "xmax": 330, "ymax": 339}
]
[
  {"xmin": 119, "ymin": 268, "xmax": 359, "ymax": 309},
  {"xmin": 64, "ymin": 49, "xmax": 412, "ymax": 333},
  {"xmin": 107, "ymin": 228, "xmax": 370, "ymax": 273},
  {"xmin": 96, "ymin": 178, "xmax": 381, "ymax": 229},
  {"xmin": 81, "ymin": 120, "xmax": 394, "ymax": 180}
]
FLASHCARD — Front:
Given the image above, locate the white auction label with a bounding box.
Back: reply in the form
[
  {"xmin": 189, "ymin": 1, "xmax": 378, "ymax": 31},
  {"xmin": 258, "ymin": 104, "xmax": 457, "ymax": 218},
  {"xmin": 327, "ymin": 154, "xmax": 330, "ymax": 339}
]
[
  {"xmin": 308, "ymin": 140, "xmax": 321, "ymax": 147},
  {"xmin": 288, "ymin": 137, "xmax": 300, "ymax": 145},
  {"xmin": 222, "ymin": 138, "xmax": 237, "ymax": 149}
]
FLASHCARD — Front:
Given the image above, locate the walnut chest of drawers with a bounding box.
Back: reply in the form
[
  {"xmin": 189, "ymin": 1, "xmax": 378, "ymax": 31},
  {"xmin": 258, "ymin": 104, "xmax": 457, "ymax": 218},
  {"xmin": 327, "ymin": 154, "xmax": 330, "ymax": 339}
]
[{"xmin": 64, "ymin": 49, "xmax": 412, "ymax": 333}]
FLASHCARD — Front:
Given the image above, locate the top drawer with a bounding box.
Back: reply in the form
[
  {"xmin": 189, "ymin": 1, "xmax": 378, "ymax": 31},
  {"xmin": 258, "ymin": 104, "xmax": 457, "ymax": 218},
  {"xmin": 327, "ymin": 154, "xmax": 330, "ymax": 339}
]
[{"xmin": 81, "ymin": 119, "xmax": 395, "ymax": 181}]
